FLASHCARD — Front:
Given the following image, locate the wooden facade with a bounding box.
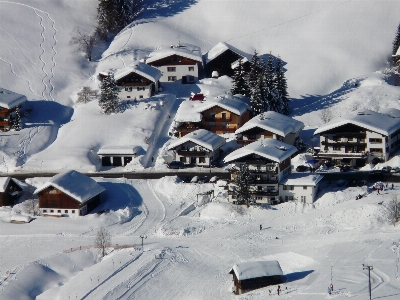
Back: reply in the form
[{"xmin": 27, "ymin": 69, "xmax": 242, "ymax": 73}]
[
  {"xmin": 0, "ymin": 178, "xmax": 23, "ymax": 206},
  {"xmin": 229, "ymin": 271, "xmax": 282, "ymax": 295},
  {"xmin": 0, "ymin": 107, "xmax": 16, "ymax": 131},
  {"xmin": 38, "ymin": 186, "xmax": 101, "ymax": 215},
  {"xmin": 207, "ymin": 49, "xmax": 242, "ymax": 77},
  {"xmin": 147, "ymin": 55, "xmax": 197, "ymax": 67}
]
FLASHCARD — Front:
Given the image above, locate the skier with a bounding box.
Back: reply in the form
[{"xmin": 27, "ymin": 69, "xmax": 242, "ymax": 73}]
[
  {"xmin": 152, "ymin": 156, "xmax": 154, "ymax": 162},
  {"xmin": 377, "ymin": 189, "xmax": 380, "ymax": 195},
  {"xmin": 269, "ymin": 289, "xmax": 272, "ymax": 296},
  {"xmin": 392, "ymin": 183, "xmax": 394, "ymax": 190},
  {"xmin": 277, "ymin": 285, "xmax": 281, "ymax": 295},
  {"xmin": 328, "ymin": 286, "xmax": 331, "ymax": 295},
  {"xmin": 260, "ymin": 224, "xmax": 262, "ymax": 230},
  {"xmin": 330, "ymin": 283, "xmax": 333, "ymax": 293}
]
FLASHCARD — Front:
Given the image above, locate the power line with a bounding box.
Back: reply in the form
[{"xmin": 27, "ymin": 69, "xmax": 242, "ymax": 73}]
[{"xmin": 363, "ymin": 264, "xmax": 373, "ymax": 300}]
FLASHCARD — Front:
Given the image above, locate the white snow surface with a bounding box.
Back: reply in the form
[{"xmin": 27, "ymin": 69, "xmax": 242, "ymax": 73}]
[
  {"xmin": 280, "ymin": 173, "xmax": 324, "ymax": 186},
  {"xmin": 230, "ymin": 260, "xmax": 284, "ymax": 281},
  {"xmin": 97, "ymin": 146, "xmax": 141, "ymax": 156},
  {"xmin": 236, "ymin": 111, "xmax": 304, "ymax": 136},
  {"xmin": 146, "ymin": 43, "xmax": 202, "ymax": 64},
  {"xmin": 224, "ymin": 139, "xmax": 297, "ymax": 163},
  {"xmin": 113, "ymin": 62, "xmax": 162, "ymax": 83},
  {"xmin": 0, "ymin": 87, "xmax": 28, "ymax": 109},
  {"xmin": 33, "ymin": 170, "xmax": 105, "ymax": 203},
  {"xmin": 167, "ymin": 129, "xmax": 226, "ymax": 151},
  {"xmin": 314, "ymin": 108, "xmax": 400, "ymax": 136}
]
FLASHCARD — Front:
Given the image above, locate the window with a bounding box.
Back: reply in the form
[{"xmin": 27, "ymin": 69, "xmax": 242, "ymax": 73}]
[
  {"xmin": 65, "ymin": 210, "xmax": 68, "ymax": 213},
  {"xmin": 50, "ymin": 210, "xmax": 54, "ymax": 213},
  {"xmin": 167, "ymin": 67, "xmax": 176, "ymax": 72},
  {"xmin": 177, "ymin": 58, "xmax": 182, "ymax": 62},
  {"xmin": 222, "ymin": 113, "xmax": 226, "ymax": 119},
  {"xmin": 370, "ymin": 148, "xmax": 383, "ymax": 153},
  {"xmin": 188, "ymin": 67, "xmax": 194, "ymax": 71},
  {"xmin": 303, "ymin": 186, "xmax": 307, "ymax": 190},
  {"xmin": 58, "ymin": 210, "xmax": 61, "ymax": 213},
  {"xmin": 139, "ymin": 95, "xmax": 143, "ymax": 99},
  {"xmin": 125, "ymin": 87, "xmax": 129, "ymax": 91},
  {"xmin": 369, "ymin": 138, "xmax": 382, "ymax": 143},
  {"xmin": 43, "ymin": 209, "xmax": 47, "ymax": 213},
  {"xmin": 301, "ymin": 196, "xmax": 306, "ymax": 202},
  {"xmin": 199, "ymin": 157, "xmax": 205, "ymax": 163},
  {"xmin": 348, "ymin": 137, "xmax": 353, "ymax": 141},
  {"xmin": 180, "ymin": 157, "xmax": 186, "ymax": 163},
  {"xmin": 137, "ymin": 87, "xmax": 145, "ymax": 91},
  {"xmin": 283, "ymin": 185, "xmax": 294, "ymax": 190},
  {"xmin": 168, "ymin": 76, "xmax": 177, "ymax": 81},
  {"xmin": 72, "ymin": 210, "xmax": 75, "ymax": 213},
  {"xmin": 170, "ymin": 57, "xmax": 176, "ymax": 62},
  {"xmin": 333, "ymin": 136, "xmax": 341, "ymax": 142},
  {"xmin": 127, "ymin": 96, "xmax": 131, "ymax": 98},
  {"xmin": 257, "ymin": 186, "xmax": 263, "ymax": 191},
  {"xmin": 333, "ymin": 145, "xmax": 341, "ymax": 151},
  {"xmin": 256, "ymin": 196, "xmax": 263, "ymax": 200}
]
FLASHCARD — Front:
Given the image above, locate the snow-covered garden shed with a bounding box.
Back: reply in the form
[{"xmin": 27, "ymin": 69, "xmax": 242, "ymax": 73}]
[
  {"xmin": 314, "ymin": 108, "xmax": 400, "ymax": 167},
  {"xmin": 0, "ymin": 177, "xmax": 26, "ymax": 206},
  {"xmin": 174, "ymin": 94, "xmax": 250, "ymax": 137},
  {"xmin": 229, "ymin": 260, "xmax": 283, "ymax": 294},
  {"xmin": 236, "ymin": 111, "xmax": 304, "ymax": 146},
  {"xmin": 167, "ymin": 129, "xmax": 226, "ymax": 167},
  {"xmin": 279, "ymin": 173, "xmax": 324, "ymax": 203},
  {"xmin": 100, "ymin": 63, "xmax": 162, "ymax": 101},
  {"xmin": 0, "ymin": 87, "xmax": 27, "ymax": 132},
  {"xmin": 97, "ymin": 146, "xmax": 141, "ymax": 167},
  {"xmin": 224, "ymin": 139, "xmax": 297, "ymax": 205},
  {"xmin": 34, "ymin": 170, "xmax": 105, "ymax": 217},
  {"xmin": 146, "ymin": 43, "xmax": 202, "ymax": 83},
  {"xmin": 205, "ymin": 42, "xmax": 251, "ymax": 78}
]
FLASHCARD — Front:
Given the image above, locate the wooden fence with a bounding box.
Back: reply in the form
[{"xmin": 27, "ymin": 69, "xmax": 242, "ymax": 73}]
[{"xmin": 63, "ymin": 244, "xmax": 135, "ymax": 253}]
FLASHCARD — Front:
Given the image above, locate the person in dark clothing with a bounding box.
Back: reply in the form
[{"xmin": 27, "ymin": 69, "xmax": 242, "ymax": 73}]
[
  {"xmin": 260, "ymin": 224, "xmax": 262, "ymax": 230},
  {"xmin": 277, "ymin": 285, "xmax": 281, "ymax": 295}
]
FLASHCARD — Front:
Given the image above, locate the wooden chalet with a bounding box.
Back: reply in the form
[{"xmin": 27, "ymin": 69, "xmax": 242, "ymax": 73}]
[
  {"xmin": 229, "ymin": 261, "xmax": 283, "ymax": 295},
  {"xmin": 34, "ymin": 170, "xmax": 105, "ymax": 217},
  {"xmin": 0, "ymin": 87, "xmax": 27, "ymax": 132},
  {"xmin": 0, "ymin": 177, "xmax": 25, "ymax": 206},
  {"xmin": 205, "ymin": 42, "xmax": 251, "ymax": 78},
  {"xmin": 98, "ymin": 146, "xmax": 141, "ymax": 167}
]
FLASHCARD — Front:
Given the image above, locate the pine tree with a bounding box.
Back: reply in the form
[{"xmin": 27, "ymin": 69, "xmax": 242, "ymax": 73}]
[
  {"xmin": 275, "ymin": 56, "xmax": 290, "ymax": 115},
  {"xmin": 264, "ymin": 53, "xmax": 277, "ymax": 113},
  {"xmin": 99, "ymin": 72, "xmax": 119, "ymax": 114},
  {"xmin": 392, "ymin": 22, "xmax": 400, "ymax": 63},
  {"xmin": 248, "ymin": 51, "xmax": 265, "ymax": 115},
  {"xmin": 231, "ymin": 57, "xmax": 250, "ymax": 97},
  {"xmin": 232, "ymin": 163, "xmax": 253, "ymax": 207},
  {"xmin": 12, "ymin": 105, "xmax": 22, "ymax": 131}
]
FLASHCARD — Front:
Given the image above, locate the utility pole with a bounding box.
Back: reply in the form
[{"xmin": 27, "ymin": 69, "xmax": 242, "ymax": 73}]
[
  {"xmin": 363, "ymin": 264, "xmax": 373, "ymax": 300},
  {"xmin": 140, "ymin": 235, "xmax": 147, "ymax": 251}
]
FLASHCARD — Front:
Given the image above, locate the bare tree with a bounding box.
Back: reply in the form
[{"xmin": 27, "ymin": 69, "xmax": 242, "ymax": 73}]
[
  {"xmin": 319, "ymin": 107, "xmax": 333, "ymax": 124},
  {"xmin": 22, "ymin": 198, "xmax": 40, "ymax": 216},
  {"xmin": 69, "ymin": 27, "xmax": 99, "ymax": 61},
  {"xmin": 77, "ymin": 87, "xmax": 98, "ymax": 104},
  {"xmin": 95, "ymin": 227, "xmax": 111, "ymax": 257},
  {"xmin": 386, "ymin": 195, "xmax": 400, "ymax": 226}
]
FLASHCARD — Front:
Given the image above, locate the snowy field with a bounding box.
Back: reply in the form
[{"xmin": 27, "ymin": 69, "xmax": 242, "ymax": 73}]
[
  {"xmin": 0, "ymin": 176, "xmax": 400, "ymax": 299},
  {"xmin": 1, "ymin": 0, "xmax": 400, "ymax": 299}
]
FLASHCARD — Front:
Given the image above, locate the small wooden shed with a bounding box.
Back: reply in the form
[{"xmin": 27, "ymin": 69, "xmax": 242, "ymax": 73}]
[
  {"xmin": 98, "ymin": 146, "xmax": 141, "ymax": 167},
  {"xmin": 229, "ymin": 260, "xmax": 283, "ymax": 294},
  {"xmin": 0, "ymin": 177, "xmax": 26, "ymax": 206}
]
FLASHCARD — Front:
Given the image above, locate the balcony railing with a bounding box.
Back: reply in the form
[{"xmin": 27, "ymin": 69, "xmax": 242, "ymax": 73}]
[
  {"xmin": 249, "ymin": 168, "xmax": 277, "ymax": 174},
  {"xmin": 250, "ymin": 190, "xmax": 279, "ymax": 196},
  {"xmin": 209, "ymin": 126, "xmax": 237, "ymax": 133},
  {"xmin": 321, "ymin": 141, "xmax": 367, "ymax": 146},
  {"xmin": 251, "ymin": 178, "xmax": 278, "ymax": 184},
  {"xmin": 204, "ymin": 117, "xmax": 232, "ymax": 122},
  {"xmin": 177, "ymin": 150, "xmax": 207, "ymax": 157}
]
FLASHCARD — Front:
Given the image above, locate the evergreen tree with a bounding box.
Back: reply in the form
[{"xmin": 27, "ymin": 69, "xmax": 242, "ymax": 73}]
[
  {"xmin": 231, "ymin": 57, "xmax": 250, "ymax": 97},
  {"xmin": 248, "ymin": 51, "xmax": 265, "ymax": 115},
  {"xmin": 12, "ymin": 105, "xmax": 22, "ymax": 131},
  {"xmin": 393, "ymin": 22, "xmax": 400, "ymax": 63},
  {"xmin": 99, "ymin": 72, "xmax": 119, "ymax": 114},
  {"xmin": 264, "ymin": 53, "xmax": 277, "ymax": 113},
  {"xmin": 275, "ymin": 56, "xmax": 290, "ymax": 115},
  {"xmin": 232, "ymin": 163, "xmax": 253, "ymax": 208}
]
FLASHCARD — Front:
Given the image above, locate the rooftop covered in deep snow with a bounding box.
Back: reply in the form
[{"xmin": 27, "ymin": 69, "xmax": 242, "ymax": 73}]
[
  {"xmin": 224, "ymin": 139, "xmax": 297, "ymax": 163},
  {"xmin": 98, "ymin": 146, "xmax": 141, "ymax": 156},
  {"xmin": 168, "ymin": 129, "xmax": 226, "ymax": 151},
  {"xmin": 175, "ymin": 94, "xmax": 250, "ymax": 123},
  {"xmin": 229, "ymin": 260, "xmax": 283, "ymax": 281},
  {"xmin": 236, "ymin": 111, "xmax": 304, "ymax": 136},
  {"xmin": 113, "ymin": 63, "xmax": 162, "ymax": 83},
  {"xmin": 146, "ymin": 43, "xmax": 202, "ymax": 64},
  {"xmin": 0, "ymin": 177, "xmax": 27, "ymax": 192},
  {"xmin": 33, "ymin": 170, "xmax": 105, "ymax": 203},
  {"xmin": 314, "ymin": 109, "xmax": 400, "ymax": 136},
  {"xmin": 0, "ymin": 87, "xmax": 27, "ymax": 109},
  {"xmin": 280, "ymin": 173, "xmax": 324, "ymax": 186},
  {"xmin": 205, "ymin": 41, "xmax": 252, "ymax": 64}
]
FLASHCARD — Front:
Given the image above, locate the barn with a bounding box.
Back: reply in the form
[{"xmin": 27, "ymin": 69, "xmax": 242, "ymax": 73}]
[
  {"xmin": 229, "ymin": 260, "xmax": 283, "ymax": 294},
  {"xmin": 0, "ymin": 177, "xmax": 26, "ymax": 206},
  {"xmin": 34, "ymin": 170, "xmax": 105, "ymax": 217}
]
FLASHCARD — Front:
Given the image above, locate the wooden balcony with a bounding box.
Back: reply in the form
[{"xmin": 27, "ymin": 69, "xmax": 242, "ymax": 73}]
[
  {"xmin": 204, "ymin": 117, "xmax": 232, "ymax": 122},
  {"xmin": 251, "ymin": 178, "xmax": 278, "ymax": 184},
  {"xmin": 321, "ymin": 141, "xmax": 366, "ymax": 146},
  {"xmin": 0, "ymin": 120, "xmax": 11, "ymax": 127},
  {"xmin": 177, "ymin": 150, "xmax": 207, "ymax": 157},
  {"xmin": 209, "ymin": 126, "xmax": 237, "ymax": 133},
  {"xmin": 250, "ymin": 190, "xmax": 279, "ymax": 196}
]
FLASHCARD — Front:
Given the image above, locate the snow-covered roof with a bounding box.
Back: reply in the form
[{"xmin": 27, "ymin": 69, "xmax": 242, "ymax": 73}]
[
  {"xmin": 168, "ymin": 129, "xmax": 226, "ymax": 151},
  {"xmin": 175, "ymin": 95, "xmax": 250, "ymax": 123},
  {"xmin": 231, "ymin": 57, "xmax": 249, "ymax": 69},
  {"xmin": 280, "ymin": 173, "xmax": 324, "ymax": 186},
  {"xmin": 314, "ymin": 109, "xmax": 400, "ymax": 136},
  {"xmin": 11, "ymin": 215, "xmax": 32, "ymax": 222},
  {"xmin": 230, "ymin": 260, "xmax": 283, "ymax": 281},
  {"xmin": 146, "ymin": 43, "xmax": 202, "ymax": 64},
  {"xmin": 33, "ymin": 170, "xmax": 105, "ymax": 203},
  {"xmin": 205, "ymin": 42, "xmax": 252, "ymax": 64},
  {"xmin": 0, "ymin": 177, "xmax": 27, "ymax": 192},
  {"xmin": 236, "ymin": 111, "xmax": 304, "ymax": 136},
  {"xmin": 394, "ymin": 45, "xmax": 400, "ymax": 56},
  {"xmin": 98, "ymin": 146, "xmax": 141, "ymax": 156},
  {"xmin": 224, "ymin": 139, "xmax": 297, "ymax": 163},
  {"xmin": 0, "ymin": 87, "xmax": 27, "ymax": 109},
  {"xmin": 113, "ymin": 63, "xmax": 162, "ymax": 83}
]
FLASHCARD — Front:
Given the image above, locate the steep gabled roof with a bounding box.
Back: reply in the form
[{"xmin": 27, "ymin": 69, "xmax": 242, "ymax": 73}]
[
  {"xmin": 175, "ymin": 95, "xmax": 250, "ymax": 123},
  {"xmin": 146, "ymin": 43, "xmax": 202, "ymax": 64},
  {"xmin": 0, "ymin": 87, "xmax": 27, "ymax": 109},
  {"xmin": 230, "ymin": 260, "xmax": 283, "ymax": 281},
  {"xmin": 33, "ymin": 170, "xmax": 105, "ymax": 203},
  {"xmin": 205, "ymin": 42, "xmax": 252, "ymax": 64},
  {"xmin": 314, "ymin": 109, "xmax": 400, "ymax": 136},
  {"xmin": 224, "ymin": 139, "xmax": 297, "ymax": 163},
  {"xmin": 168, "ymin": 129, "xmax": 226, "ymax": 151},
  {"xmin": 236, "ymin": 111, "xmax": 304, "ymax": 136},
  {"xmin": 280, "ymin": 173, "xmax": 324, "ymax": 186},
  {"xmin": 0, "ymin": 177, "xmax": 27, "ymax": 192},
  {"xmin": 113, "ymin": 63, "xmax": 162, "ymax": 83}
]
